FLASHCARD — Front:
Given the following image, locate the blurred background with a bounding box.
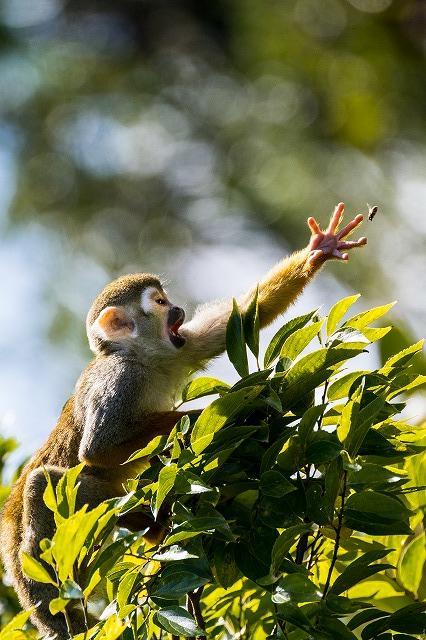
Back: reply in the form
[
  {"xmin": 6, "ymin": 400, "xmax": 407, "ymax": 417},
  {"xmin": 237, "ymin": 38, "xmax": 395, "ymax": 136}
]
[{"xmin": 0, "ymin": 0, "xmax": 425, "ymax": 470}]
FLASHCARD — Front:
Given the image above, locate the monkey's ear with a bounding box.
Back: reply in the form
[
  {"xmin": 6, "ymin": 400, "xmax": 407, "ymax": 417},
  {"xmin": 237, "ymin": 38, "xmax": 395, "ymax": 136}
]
[{"xmin": 92, "ymin": 306, "xmax": 136, "ymax": 342}]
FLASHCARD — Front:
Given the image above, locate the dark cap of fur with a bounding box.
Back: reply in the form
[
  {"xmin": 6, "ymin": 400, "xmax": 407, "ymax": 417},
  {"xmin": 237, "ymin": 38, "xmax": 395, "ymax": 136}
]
[{"xmin": 86, "ymin": 273, "xmax": 163, "ymax": 330}]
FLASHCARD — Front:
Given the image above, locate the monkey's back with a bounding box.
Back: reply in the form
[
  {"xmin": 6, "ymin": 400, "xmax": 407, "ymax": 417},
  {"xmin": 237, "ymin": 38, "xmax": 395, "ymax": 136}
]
[{"xmin": 0, "ymin": 396, "xmax": 82, "ymax": 591}]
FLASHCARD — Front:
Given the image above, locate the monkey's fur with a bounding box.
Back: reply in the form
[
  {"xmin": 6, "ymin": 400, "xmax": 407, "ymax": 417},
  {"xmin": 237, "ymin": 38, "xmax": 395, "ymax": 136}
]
[{"xmin": 0, "ymin": 204, "xmax": 366, "ymax": 638}]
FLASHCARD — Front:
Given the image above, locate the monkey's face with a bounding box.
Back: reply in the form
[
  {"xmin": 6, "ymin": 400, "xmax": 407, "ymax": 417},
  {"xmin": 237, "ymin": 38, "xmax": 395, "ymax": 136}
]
[
  {"xmin": 140, "ymin": 286, "xmax": 186, "ymax": 349},
  {"xmin": 88, "ymin": 278, "xmax": 186, "ymax": 353}
]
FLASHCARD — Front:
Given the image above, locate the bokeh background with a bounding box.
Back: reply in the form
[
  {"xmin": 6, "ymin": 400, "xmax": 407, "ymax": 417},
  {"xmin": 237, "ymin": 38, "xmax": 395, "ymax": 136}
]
[{"xmin": 0, "ymin": 0, "xmax": 425, "ymax": 471}]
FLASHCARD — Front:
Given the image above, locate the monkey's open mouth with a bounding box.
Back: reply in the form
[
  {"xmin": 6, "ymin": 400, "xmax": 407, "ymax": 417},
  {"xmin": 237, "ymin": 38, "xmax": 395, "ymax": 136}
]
[{"xmin": 167, "ymin": 307, "xmax": 186, "ymax": 348}]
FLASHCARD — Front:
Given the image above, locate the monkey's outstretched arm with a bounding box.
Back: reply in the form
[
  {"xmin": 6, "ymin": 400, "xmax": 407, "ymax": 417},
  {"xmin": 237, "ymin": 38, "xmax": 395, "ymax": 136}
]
[{"xmin": 181, "ymin": 203, "xmax": 366, "ymax": 363}]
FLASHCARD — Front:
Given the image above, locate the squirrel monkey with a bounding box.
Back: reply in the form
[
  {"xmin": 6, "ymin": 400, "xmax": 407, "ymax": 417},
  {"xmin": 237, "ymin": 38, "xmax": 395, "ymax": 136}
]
[{"xmin": 0, "ymin": 203, "xmax": 366, "ymax": 638}]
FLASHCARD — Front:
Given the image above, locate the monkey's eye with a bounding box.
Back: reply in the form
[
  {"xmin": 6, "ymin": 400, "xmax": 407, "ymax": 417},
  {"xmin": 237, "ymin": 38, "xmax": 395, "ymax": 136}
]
[{"xmin": 156, "ymin": 299, "xmax": 166, "ymax": 306}]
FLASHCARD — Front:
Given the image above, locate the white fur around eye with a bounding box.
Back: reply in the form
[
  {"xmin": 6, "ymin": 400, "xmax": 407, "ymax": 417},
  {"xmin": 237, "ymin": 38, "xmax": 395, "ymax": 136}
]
[{"xmin": 141, "ymin": 286, "xmax": 161, "ymax": 314}]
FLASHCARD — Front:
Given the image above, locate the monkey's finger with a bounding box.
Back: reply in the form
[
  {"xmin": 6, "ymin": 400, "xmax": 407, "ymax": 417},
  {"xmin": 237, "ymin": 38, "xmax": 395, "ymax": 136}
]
[
  {"xmin": 327, "ymin": 202, "xmax": 345, "ymax": 234},
  {"xmin": 307, "ymin": 249, "xmax": 324, "ymax": 265},
  {"xmin": 332, "ymin": 249, "xmax": 349, "ymax": 261},
  {"xmin": 307, "ymin": 217, "xmax": 322, "ymax": 235},
  {"xmin": 337, "ymin": 237, "xmax": 367, "ymax": 250},
  {"xmin": 337, "ymin": 214, "xmax": 364, "ymax": 240}
]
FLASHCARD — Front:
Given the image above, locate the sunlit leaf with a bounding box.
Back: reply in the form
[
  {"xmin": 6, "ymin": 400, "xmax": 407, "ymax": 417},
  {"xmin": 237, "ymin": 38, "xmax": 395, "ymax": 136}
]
[
  {"xmin": 21, "ymin": 552, "xmax": 56, "ymax": 585},
  {"xmin": 264, "ymin": 310, "xmax": 318, "ymax": 367},
  {"xmin": 272, "ymin": 574, "xmax": 321, "ymax": 603},
  {"xmin": 182, "ymin": 377, "xmax": 230, "ymax": 402},
  {"xmin": 243, "ymin": 285, "xmax": 260, "ymax": 359},
  {"xmin": 329, "ymin": 549, "xmax": 393, "ymax": 595},
  {"xmin": 154, "ymin": 463, "xmax": 178, "ymax": 517},
  {"xmin": 397, "ymin": 534, "xmax": 426, "ymax": 600},
  {"xmin": 226, "ymin": 298, "xmax": 249, "ymax": 377},
  {"xmin": 280, "ymin": 319, "xmax": 323, "ymax": 360},
  {"xmin": 344, "ymin": 301, "xmax": 396, "ymax": 330},
  {"xmin": 156, "ymin": 607, "xmax": 202, "ymax": 637},
  {"xmin": 327, "ymin": 294, "xmax": 360, "ymax": 336},
  {"xmin": 190, "ymin": 387, "xmax": 261, "ymax": 454}
]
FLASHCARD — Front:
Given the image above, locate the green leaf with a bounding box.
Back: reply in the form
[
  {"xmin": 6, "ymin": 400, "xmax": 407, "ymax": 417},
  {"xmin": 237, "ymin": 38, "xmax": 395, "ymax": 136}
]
[
  {"xmin": 329, "ymin": 549, "xmax": 393, "ymax": 595},
  {"xmin": 280, "ymin": 319, "xmax": 324, "ymax": 360},
  {"xmin": 181, "ymin": 377, "xmax": 230, "ymax": 402},
  {"xmin": 348, "ymin": 607, "xmax": 389, "ymax": 630},
  {"xmin": 42, "ymin": 468, "xmax": 58, "ymax": 514},
  {"xmin": 328, "ymin": 371, "xmax": 368, "ymax": 401},
  {"xmin": 156, "ymin": 607, "xmax": 202, "ymax": 637},
  {"xmin": 387, "ymin": 603, "xmax": 426, "ymax": 634},
  {"xmin": 362, "ymin": 326, "xmax": 392, "ymax": 342},
  {"xmin": 117, "ymin": 571, "xmax": 138, "ymax": 613},
  {"xmin": 279, "ymin": 345, "xmax": 365, "ymax": 408},
  {"xmin": 337, "ymin": 386, "xmax": 361, "ymax": 444},
  {"xmin": 298, "ymin": 405, "xmax": 326, "ymax": 444},
  {"xmin": 327, "ymin": 294, "xmax": 360, "ymax": 336},
  {"xmin": 226, "ymin": 298, "xmax": 249, "ymax": 377},
  {"xmin": 212, "ymin": 543, "xmax": 240, "ymax": 588},
  {"xmin": 190, "ymin": 387, "xmax": 261, "ymax": 454},
  {"xmin": 0, "ymin": 610, "xmax": 34, "ymax": 639},
  {"xmin": 124, "ymin": 434, "xmax": 168, "ymax": 463},
  {"xmin": 49, "ymin": 598, "xmax": 68, "ymax": 615},
  {"xmin": 344, "ymin": 301, "xmax": 396, "ymax": 330},
  {"xmin": 243, "ymin": 285, "xmax": 260, "ymax": 359},
  {"xmin": 272, "ymin": 574, "xmax": 322, "ymax": 603},
  {"xmin": 305, "ymin": 437, "xmax": 342, "ymax": 465},
  {"xmin": 260, "ymin": 470, "xmax": 297, "ymax": 498},
  {"xmin": 348, "ymin": 463, "xmax": 408, "ymax": 488},
  {"xmin": 260, "ymin": 431, "xmax": 295, "ymax": 473},
  {"xmin": 155, "ymin": 463, "xmax": 178, "ymax": 517},
  {"xmin": 153, "ymin": 570, "xmax": 209, "ymax": 599},
  {"xmin": 231, "ymin": 368, "xmax": 273, "ymax": 391},
  {"xmin": 344, "ymin": 510, "xmax": 412, "ymax": 535},
  {"xmin": 52, "ymin": 502, "xmax": 110, "ymax": 581},
  {"xmin": 397, "ymin": 534, "xmax": 426, "ymax": 600},
  {"xmin": 21, "ymin": 552, "xmax": 56, "ymax": 585},
  {"xmin": 388, "ymin": 373, "xmax": 426, "ymax": 399},
  {"xmin": 174, "ymin": 470, "xmax": 213, "ymax": 495},
  {"xmin": 152, "ymin": 546, "xmax": 198, "ymax": 562},
  {"xmin": 345, "ymin": 490, "xmax": 411, "ymax": 520},
  {"xmin": 380, "ymin": 339, "xmax": 425, "ymax": 373},
  {"xmin": 271, "ymin": 525, "xmax": 312, "ymax": 576},
  {"xmin": 264, "ymin": 310, "xmax": 318, "ymax": 367},
  {"xmin": 59, "ymin": 579, "xmax": 83, "ymax": 600},
  {"xmin": 319, "ymin": 616, "xmax": 359, "ymax": 640},
  {"xmin": 276, "ymin": 602, "xmax": 313, "ymax": 632},
  {"xmin": 344, "ymin": 394, "xmax": 387, "ymax": 456}
]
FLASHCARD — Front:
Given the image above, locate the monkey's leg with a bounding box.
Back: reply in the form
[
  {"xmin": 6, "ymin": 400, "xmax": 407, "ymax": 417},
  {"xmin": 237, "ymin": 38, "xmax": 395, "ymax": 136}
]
[{"xmin": 20, "ymin": 466, "xmax": 112, "ymax": 640}]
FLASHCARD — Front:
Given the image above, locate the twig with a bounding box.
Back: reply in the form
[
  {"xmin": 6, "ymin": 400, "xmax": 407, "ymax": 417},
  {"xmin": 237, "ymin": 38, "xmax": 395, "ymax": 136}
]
[
  {"xmin": 306, "ymin": 529, "xmax": 322, "ymax": 571},
  {"xmin": 188, "ymin": 588, "xmax": 206, "ymax": 640},
  {"xmin": 295, "ymin": 531, "xmax": 310, "ymax": 565},
  {"xmin": 317, "ymin": 380, "xmax": 329, "ymax": 430},
  {"xmin": 322, "ymin": 471, "xmax": 348, "ymax": 598}
]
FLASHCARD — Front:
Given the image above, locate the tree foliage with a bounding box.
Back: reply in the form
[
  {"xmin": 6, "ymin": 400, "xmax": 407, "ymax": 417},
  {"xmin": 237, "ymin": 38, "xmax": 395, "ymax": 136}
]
[{"xmin": 3, "ymin": 295, "xmax": 426, "ymax": 639}]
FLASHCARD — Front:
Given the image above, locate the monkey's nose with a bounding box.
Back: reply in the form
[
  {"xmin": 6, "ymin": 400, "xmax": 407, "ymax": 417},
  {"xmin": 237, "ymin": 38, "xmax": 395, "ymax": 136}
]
[{"xmin": 169, "ymin": 306, "xmax": 185, "ymax": 323}]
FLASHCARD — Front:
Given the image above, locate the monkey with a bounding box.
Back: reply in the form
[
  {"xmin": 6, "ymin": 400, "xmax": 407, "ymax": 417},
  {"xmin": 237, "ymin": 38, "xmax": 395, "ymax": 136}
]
[{"xmin": 0, "ymin": 203, "xmax": 366, "ymax": 639}]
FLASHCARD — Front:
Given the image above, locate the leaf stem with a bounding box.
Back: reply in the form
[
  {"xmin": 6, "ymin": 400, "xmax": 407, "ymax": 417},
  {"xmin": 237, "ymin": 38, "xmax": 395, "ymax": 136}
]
[{"xmin": 322, "ymin": 470, "xmax": 347, "ymax": 598}]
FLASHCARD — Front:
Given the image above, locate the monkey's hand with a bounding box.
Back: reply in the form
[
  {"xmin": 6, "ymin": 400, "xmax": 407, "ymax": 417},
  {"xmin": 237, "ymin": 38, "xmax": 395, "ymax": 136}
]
[{"xmin": 307, "ymin": 202, "xmax": 367, "ymax": 266}]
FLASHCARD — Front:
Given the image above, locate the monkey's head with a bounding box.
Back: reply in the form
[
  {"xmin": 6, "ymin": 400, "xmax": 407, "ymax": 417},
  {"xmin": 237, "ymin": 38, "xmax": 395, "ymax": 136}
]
[{"xmin": 86, "ymin": 274, "xmax": 186, "ymax": 354}]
